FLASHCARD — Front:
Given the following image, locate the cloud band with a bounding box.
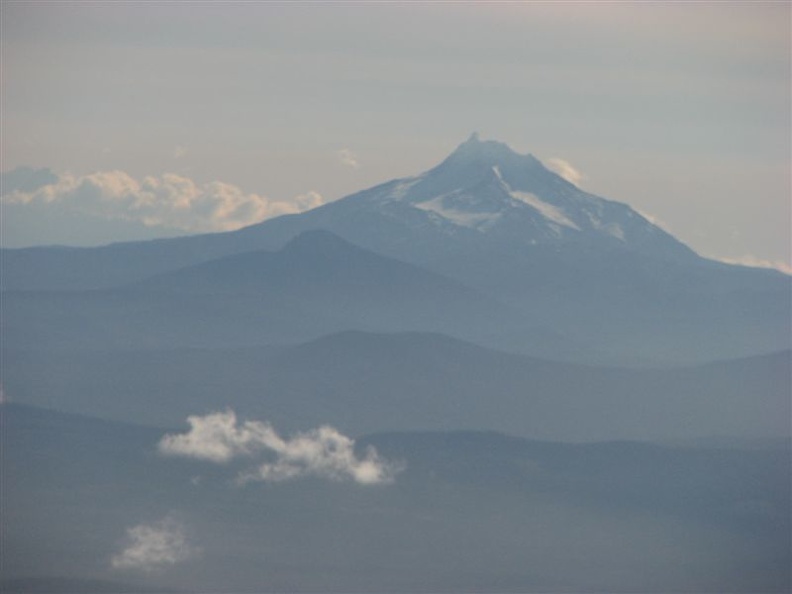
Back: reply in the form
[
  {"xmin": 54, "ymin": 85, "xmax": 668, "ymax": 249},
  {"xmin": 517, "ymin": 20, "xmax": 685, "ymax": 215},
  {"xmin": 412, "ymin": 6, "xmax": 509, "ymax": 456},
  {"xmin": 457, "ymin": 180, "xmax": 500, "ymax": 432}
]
[{"xmin": 159, "ymin": 410, "xmax": 399, "ymax": 485}]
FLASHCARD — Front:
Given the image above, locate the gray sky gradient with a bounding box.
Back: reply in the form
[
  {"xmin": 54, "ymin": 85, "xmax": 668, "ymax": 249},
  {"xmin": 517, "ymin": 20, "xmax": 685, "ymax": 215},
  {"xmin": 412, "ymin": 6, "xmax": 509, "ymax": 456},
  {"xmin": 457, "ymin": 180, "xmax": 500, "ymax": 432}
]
[{"xmin": 1, "ymin": 2, "xmax": 789, "ymax": 270}]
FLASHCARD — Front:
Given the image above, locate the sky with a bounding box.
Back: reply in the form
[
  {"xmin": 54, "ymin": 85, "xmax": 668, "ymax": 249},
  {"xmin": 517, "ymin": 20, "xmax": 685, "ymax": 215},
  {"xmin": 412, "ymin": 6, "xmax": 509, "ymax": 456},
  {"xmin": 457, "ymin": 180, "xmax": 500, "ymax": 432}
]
[{"xmin": 1, "ymin": 1, "xmax": 790, "ymax": 271}]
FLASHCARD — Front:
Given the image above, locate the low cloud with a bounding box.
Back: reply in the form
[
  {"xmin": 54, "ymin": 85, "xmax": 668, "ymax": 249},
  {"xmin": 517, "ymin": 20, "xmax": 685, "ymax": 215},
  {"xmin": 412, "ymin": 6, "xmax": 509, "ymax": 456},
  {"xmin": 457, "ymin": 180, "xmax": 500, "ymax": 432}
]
[
  {"xmin": 337, "ymin": 148, "xmax": 361, "ymax": 169},
  {"xmin": 159, "ymin": 410, "xmax": 398, "ymax": 485},
  {"xmin": 545, "ymin": 158, "xmax": 585, "ymax": 187},
  {"xmin": 1, "ymin": 166, "xmax": 326, "ymax": 233},
  {"xmin": 717, "ymin": 255, "xmax": 792, "ymax": 275},
  {"xmin": 290, "ymin": 190, "xmax": 326, "ymax": 211},
  {"xmin": 635, "ymin": 209, "xmax": 674, "ymax": 234},
  {"xmin": 111, "ymin": 516, "xmax": 196, "ymax": 572}
]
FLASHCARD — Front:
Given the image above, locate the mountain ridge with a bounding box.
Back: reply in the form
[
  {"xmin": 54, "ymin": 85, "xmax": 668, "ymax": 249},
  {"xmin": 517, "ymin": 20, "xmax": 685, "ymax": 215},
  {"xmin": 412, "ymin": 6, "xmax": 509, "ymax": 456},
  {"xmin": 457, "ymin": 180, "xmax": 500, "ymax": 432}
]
[
  {"xmin": 4, "ymin": 329, "xmax": 788, "ymax": 441},
  {"xmin": 2, "ymin": 230, "xmax": 515, "ymax": 353},
  {"xmin": 2, "ymin": 136, "xmax": 788, "ymax": 364},
  {"xmin": 0, "ymin": 135, "xmax": 760, "ymax": 293}
]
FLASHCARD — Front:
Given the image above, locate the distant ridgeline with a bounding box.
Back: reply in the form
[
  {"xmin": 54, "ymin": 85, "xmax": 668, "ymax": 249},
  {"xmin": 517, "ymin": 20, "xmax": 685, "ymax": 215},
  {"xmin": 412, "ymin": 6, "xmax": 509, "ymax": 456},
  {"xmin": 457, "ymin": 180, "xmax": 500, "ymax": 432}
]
[{"xmin": 2, "ymin": 135, "xmax": 788, "ymax": 365}]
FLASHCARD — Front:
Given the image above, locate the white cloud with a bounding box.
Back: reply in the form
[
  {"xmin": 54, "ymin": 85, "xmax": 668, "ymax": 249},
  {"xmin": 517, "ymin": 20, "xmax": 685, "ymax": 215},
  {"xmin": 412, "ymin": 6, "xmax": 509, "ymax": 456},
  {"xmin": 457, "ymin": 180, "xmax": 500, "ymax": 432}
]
[
  {"xmin": 159, "ymin": 410, "xmax": 398, "ymax": 485},
  {"xmin": 239, "ymin": 424, "xmax": 395, "ymax": 485},
  {"xmin": 717, "ymin": 255, "xmax": 792, "ymax": 275},
  {"xmin": 337, "ymin": 148, "xmax": 361, "ymax": 169},
  {"xmin": 111, "ymin": 516, "xmax": 196, "ymax": 572},
  {"xmin": 290, "ymin": 190, "xmax": 326, "ymax": 211},
  {"xmin": 635, "ymin": 209, "xmax": 674, "ymax": 234},
  {"xmin": 158, "ymin": 410, "xmax": 282, "ymax": 463},
  {"xmin": 545, "ymin": 158, "xmax": 585, "ymax": 187},
  {"xmin": 1, "ymin": 169, "xmax": 326, "ymax": 233}
]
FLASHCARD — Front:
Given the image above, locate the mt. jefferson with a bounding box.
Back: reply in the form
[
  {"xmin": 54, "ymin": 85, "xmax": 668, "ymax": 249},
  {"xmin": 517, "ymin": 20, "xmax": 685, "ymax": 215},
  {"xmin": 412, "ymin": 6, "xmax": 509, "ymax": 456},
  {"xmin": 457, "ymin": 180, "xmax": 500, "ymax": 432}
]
[
  {"xmin": 4, "ymin": 134, "xmax": 693, "ymax": 291},
  {"xmin": 259, "ymin": 132, "xmax": 695, "ymax": 262},
  {"xmin": 2, "ymin": 136, "xmax": 788, "ymax": 364}
]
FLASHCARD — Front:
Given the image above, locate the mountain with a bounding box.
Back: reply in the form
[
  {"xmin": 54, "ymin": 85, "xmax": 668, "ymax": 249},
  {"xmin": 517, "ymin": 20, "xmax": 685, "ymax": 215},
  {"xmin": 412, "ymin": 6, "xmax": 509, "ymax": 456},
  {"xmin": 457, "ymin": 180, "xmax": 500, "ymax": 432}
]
[
  {"xmin": 244, "ymin": 136, "xmax": 787, "ymax": 363},
  {"xmin": 233, "ymin": 133, "xmax": 696, "ymax": 264},
  {"xmin": 3, "ymin": 403, "xmax": 789, "ymax": 593},
  {"xmin": 0, "ymin": 134, "xmax": 694, "ymax": 291},
  {"xmin": 2, "ymin": 136, "xmax": 789, "ymax": 364},
  {"xmin": 2, "ymin": 231, "xmax": 511, "ymax": 351},
  {"xmin": 234, "ymin": 138, "xmax": 790, "ymax": 364},
  {"xmin": 4, "ymin": 331, "xmax": 789, "ymax": 442}
]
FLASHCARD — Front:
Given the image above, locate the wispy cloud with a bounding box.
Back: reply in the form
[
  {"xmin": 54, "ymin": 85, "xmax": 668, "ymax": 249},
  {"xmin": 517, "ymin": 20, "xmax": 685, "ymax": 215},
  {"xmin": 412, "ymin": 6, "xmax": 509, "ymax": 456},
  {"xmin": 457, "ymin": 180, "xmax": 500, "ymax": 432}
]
[
  {"xmin": 634, "ymin": 209, "xmax": 674, "ymax": 234},
  {"xmin": 159, "ymin": 410, "xmax": 399, "ymax": 485},
  {"xmin": 111, "ymin": 516, "xmax": 196, "ymax": 573},
  {"xmin": 544, "ymin": 158, "xmax": 585, "ymax": 187},
  {"xmin": 717, "ymin": 255, "xmax": 792, "ymax": 275},
  {"xmin": 337, "ymin": 148, "xmax": 361, "ymax": 169},
  {"xmin": 1, "ymin": 167, "xmax": 326, "ymax": 233}
]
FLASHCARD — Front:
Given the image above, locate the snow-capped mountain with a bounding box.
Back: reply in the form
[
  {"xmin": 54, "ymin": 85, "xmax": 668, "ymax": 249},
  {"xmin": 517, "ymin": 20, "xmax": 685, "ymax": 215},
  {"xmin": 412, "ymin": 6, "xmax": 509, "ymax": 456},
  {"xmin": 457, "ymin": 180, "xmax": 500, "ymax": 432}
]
[
  {"xmin": 226, "ymin": 133, "xmax": 695, "ymax": 269},
  {"xmin": 2, "ymin": 135, "xmax": 788, "ymax": 364},
  {"xmin": 2, "ymin": 135, "xmax": 695, "ymax": 293},
  {"xmin": 331, "ymin": 133, "xmax": 690, "ymax": 256}
]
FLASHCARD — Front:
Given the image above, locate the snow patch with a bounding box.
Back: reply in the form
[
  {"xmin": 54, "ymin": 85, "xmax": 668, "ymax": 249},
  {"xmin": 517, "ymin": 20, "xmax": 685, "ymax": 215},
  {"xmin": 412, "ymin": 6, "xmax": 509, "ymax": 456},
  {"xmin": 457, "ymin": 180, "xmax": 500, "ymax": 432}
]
[
  {"xmin": 414, "ymin": 195, "xmax": 501, "ymax": 230},
  {"xmin": 382, "ymin": 177, "xmax": 422, "ymax": 202},
  {"xmin": 509, "ymin": 191, "xmax": 580, "ymax": 230},
  {"xmin": 491, "ymin": 166, "xmax": 580, "ymax": 232},
  {"xmin": 586, "ymin": 211, "xmax": 625, "ymax": 240},
  {"xmin": 604, "ymin": 223, "xmax": 625, "ymax": 240}
]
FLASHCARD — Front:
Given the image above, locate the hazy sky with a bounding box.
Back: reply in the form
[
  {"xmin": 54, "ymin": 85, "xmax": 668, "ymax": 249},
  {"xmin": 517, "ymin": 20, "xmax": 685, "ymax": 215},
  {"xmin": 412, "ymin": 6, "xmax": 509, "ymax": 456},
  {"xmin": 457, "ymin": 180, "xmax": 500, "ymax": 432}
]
[{"xmin": 1, "ymin": 1, "xmax": 789, "ymax": 270}]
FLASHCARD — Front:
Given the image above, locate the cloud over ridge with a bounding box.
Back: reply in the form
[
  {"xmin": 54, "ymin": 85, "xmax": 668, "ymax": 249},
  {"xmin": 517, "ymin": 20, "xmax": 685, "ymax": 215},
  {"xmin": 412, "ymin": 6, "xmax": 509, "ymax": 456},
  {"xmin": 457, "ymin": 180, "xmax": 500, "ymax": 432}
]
[
  {"xmin": 159, "ymin": 410, "xmax": 398, "ymax": 485},
  {"xmin": 716, "ymin": 254, "xmax": 792, "ymax": 275},
  {"xmin": 544, "ymin": 158, "xmax": 585, "ymax": 187},
  {"xmin": 1, "ymin": 167, "xmax": 325, "ymax": 233}
]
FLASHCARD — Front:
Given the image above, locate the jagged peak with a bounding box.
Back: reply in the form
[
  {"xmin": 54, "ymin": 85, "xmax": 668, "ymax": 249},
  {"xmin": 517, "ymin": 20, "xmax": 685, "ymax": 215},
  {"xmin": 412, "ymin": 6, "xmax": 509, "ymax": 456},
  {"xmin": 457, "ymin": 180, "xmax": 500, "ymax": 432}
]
[
  {"xmin": 439, "ymin": 135, "xmax": 541, "ymax": 172},
  {"xmin": 455, "ymin": 133, "xmax": 514, "ymax": 155}
]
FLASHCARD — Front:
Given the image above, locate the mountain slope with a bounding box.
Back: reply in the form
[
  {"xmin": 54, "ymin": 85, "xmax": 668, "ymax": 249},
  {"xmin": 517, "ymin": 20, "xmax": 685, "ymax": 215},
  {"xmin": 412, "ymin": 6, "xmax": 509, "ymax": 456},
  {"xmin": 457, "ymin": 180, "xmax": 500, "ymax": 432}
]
[
  {"xmin": 4, "ymin": 331, "xmax": 789, "ymax": 441},
  {"xmin": 237, "ymin": 133, "xmax": 695, "ymax": 265},
  {"xmin": 2, "ymin": 231, "xmax": 512, "ymax": 351}
]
